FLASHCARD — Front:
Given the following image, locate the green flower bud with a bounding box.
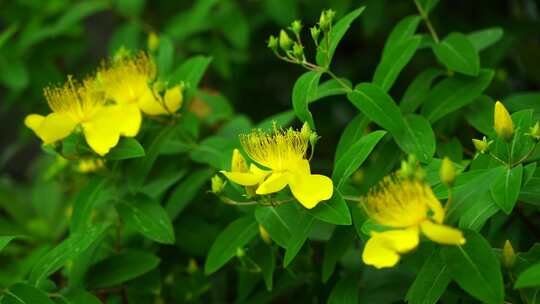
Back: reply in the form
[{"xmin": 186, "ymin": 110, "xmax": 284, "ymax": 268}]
[
  {"xmin": 147, "ymin": 32, "xmax": 160, "ymax": 52},
  {"xmin": 211, "ymin": 175, "xmax": 225, "ymax": 194},
  {"xmin": 502, "ymin": 240, "xmax": 516, "ymax": 268},
  {"xmin": 440, "ymin": 157, "xmax": 456, "ymax": 187},
  {"xmin": 526, "ymin": 121, "xmax": 540, "ymax": 141},
  {"xmin": 310, "ymin": 26, "xmax": 320, "ymax": 43},
  {"xmin": 279, "ymin": 30, "xmax": 293, "ymax": 51},
  {"xmin": 236, "ymin": 247, "xmax": 246, "ymax": 258},
  {"xmin": 267, "ymin": 35, "xmax": 278, "ymax": 51},
  {"xmin": 292, "ymin": 42, "xmax": 304, "ymax": 59},
  {"xmin": 301, "ymin": 122, "xmax": 312, "ymax": 139},
  {"xmin": 319, "ymin": 9, "xmax": 336, "ymax": 31},
  {"xmin": 472, "ymin": 136, "xmax": 492, "ymax": 154},
  {"xmin": 290, "ymin": 20, "xmax": 303, "ymax": 36}
]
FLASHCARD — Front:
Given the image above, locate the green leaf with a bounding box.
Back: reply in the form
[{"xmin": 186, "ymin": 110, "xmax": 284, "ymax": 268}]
[
  {"xmin": 0, "ymin": 236, "xmax": 15, "ymax": 252},
  {"xmin": 128, "ymin": 126, "xmax": 174, "ymax": 189},
  {"xmin": 490, "ymin": 165, "xmax": 523, "ymax": 214},
  {"xmin": 65, "ymin": 289, "xmax": 102, "ymax": 304},
  {"xmin": 415, "ymin": 0, "xmax": 440, "ymax": 14},
  {"xmin": 520, "ymin": 176, "xmax": 540, "ymax": 206},
  {"xmin": 1, "ymin": 283, "xmax": 54, "ymax": 304},
  {"xmin": 168, "ymin": 56, "xmax": 212, "ymax": 98},
  {"xmin": 157, "ymin": 34, "xmax": 174, "ymax": 77},
  {"xmin": 251, "ymin": 243, "xmax": 276, "ymax": 291},
  {"xmin": 256, "ymin": 110, "xmax": 295, "ymax": 131},
  {"xmin": 334, "ymin": 114, "xmax": 370, "ymax": 163},
  {"xmin": 205, "ymin": 215, "xmax": 258, "ymax": 275},
  {"xmin": 505, "ymin": 92, "xmax": 540, "ymax": 121},
  {"xmin": 333, "ymin": 130, "xmax": 387, "ymax": 189},
  {"xmin": 421, "ymin": 69, "xmax": 494, "ymax": 122},
  {"xmin": 382, "ymin": 15, "xmax": 422, "ymax": 57},
  {"xmin": 312, "ymin": 79, "xmax": 352, "ymax": 102},
  {"xmin": 117, "ymin": 193, "xmax": 175, "ymax": 244},
  {"xmin": 347, "ymin": 83, "xmax": 405, "ymax": 135},
  {"xmin": 394, "ymin": 114, "xmax": 436, "ymax": 163},
  {"xmin": 406, "ymin": 248, "xmax": 451, "ymax": 304},
  {"xmin": 400, "ymin": 68, "xmax": 444, "ymax": 113},
  {"xmin": 106, "ymin": 138, "xmax": 145, "ymax": 160},
  {"xmin": 308, "ymin": 190, "xmax": 351, "ymax": 225},
  {"xmin": 374, "ymin": 36, "xmax": 421, "ymax": 92},
  {"xmin": 0, "ymin": 24, "xmax": 18, "ymax": 50},
  {"xmin": 292, "ymin": 71, "xmax": 321, "ymax": 129},
  {"xmin": 441, "ymin": 230, "xmax": 504, "ymax": 304},
  {"xmin": 165, "ymin": 168, "xmax": 215, "ymax": 220},
  {"xmin": 322, "ymin": 226, "xmax": 355, "ymax": 283},
  {"xmin": 433, "ymin": 32, "xmax": 480, "ymax": 76},
  {"xmin": 70, "ymin": 177, "xmax": 112, "ymax": 234},
  {"xmin": 189, "ymin": 136, "xmax": 235, "ymax": 168},
  {"xmin": 515, "ymin": 262, "xmax": 540, "ymax": 289},
  {"xmin": 327, "ymin": 276, "xmax": 359, "ymax": 304},
  {"xmin": 114, "ymin": 0, "xmax": 145, "ymax": 17},
  {"xmin": 316, "ymin": 7, "xmax": 366, "ymax": 67},
  {"xmin": 0, "ymin": 60, "xmax": 28, "ymax": 91},
  {"xmin": 29, "ymin": 224, "xmax": 109, "ymax": 286},
  {"xmin": 255, "ymin": 204, "xmax": 299, "ymax": 249},
  {"xmin": 86, "ymin": 251, "xmax": 160, "ymax": 289},
  {"xmin": 467, "ymin": 27, "xmax": 503, "ymax": 52},
  {"xmin": 284, "ymin": 211, "xmax": 314, "ymax": 267}
]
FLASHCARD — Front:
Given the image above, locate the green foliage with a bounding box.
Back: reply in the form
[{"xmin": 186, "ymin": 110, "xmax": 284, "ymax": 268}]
[{"xmin": 1, "ymin": 0, "xmax": 540, "ymax": 303}]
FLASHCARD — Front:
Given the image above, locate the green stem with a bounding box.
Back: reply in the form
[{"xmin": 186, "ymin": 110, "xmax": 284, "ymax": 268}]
[
  {"xmin": 325, "ymin": 70, "xmax": 352, "ymax": 92},
  {"xmin": 414, "ymin": 0, "xmax": 440, "ymax": 43},
  {"xmin": 512, "ymin": 144, "xmax": 537, "ymax": 167},
  {"xmin": 343, "ymin": 195, "xmax": 363, "ymax": 203},
  {"xmin": 489, "ymin": 152, "xmax": 508, "ymax": 166}
]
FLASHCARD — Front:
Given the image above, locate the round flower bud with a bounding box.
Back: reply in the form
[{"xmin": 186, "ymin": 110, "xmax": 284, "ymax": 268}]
[{"xmin": 494, "ymin": 101, "xmax": 514, "ymax": 142}]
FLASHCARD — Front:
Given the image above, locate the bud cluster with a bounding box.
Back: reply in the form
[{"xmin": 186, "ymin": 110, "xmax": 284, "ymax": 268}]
[{"xmin": 267, "ymin": 9, "xmax": 336, "ymax": 66}]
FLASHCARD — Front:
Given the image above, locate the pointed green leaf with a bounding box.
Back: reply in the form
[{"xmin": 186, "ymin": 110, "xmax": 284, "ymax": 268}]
[
  {"xmin": 327, "ymin": 276, "xmax": 358, "ymax": 304},
  {"xmin": 433, "ymin": 32, "xmax": 480, "ymax": 76},
  {"xmin": 467, "ymin": 27, "xmax": 503, "ymax": 52},
  {"xmin": 0, "ymin": 236, "xmax": 15, "ymax": 252},
  {"xmin": 322, "ymin": 226, "xmax": 355, "ymax": 282},
  {"xmin": 374, "ymin": 36, "xmax": 421, "ymax": 92},
  {"xmin": 406, "ymin": 248, "xmax": 451, "ymax": 304},
  {"xmin": 29, "ymin": 224, "xmax": 109, "ymax": 286},
  {"xmin": 292, "ymin": 71, "xmax": 321, "ymax": 129},
  {"xmin": 255, "ymin": 204, "xmax": 300, "ymax": 248},
  {"xmin": 490, "ymin": 165, "xmax": 523, "ymax": 214},
  {"xmin": 382, "ymin": 15, "xmax": 422, "ymax": 57},
  {"xmin": 394, "ymin": 114, "xmax": 436, "ymax": 163},
  {"xmin": 284, "ymin": 211, "xmax": 314, "ymax": 267},
  {"xmin": 333, "ymin": 130, "xmax": 387, "ymax": 189},
  {"xmin": 441, "ymin": 230, "xmax": 504, "ymax": 304},
  {"xmin": 117, "ymin": 193, "xmax": 175, "ymax": 244},
  {"xmin": 86, "ymin": 251, "xmax": 160, "ymax": 289},
  {"xmin": 308, "ymin": 190, "xmax": 351, "ymax": 225},
  {"xmin": 1, "ymin": 283, "xmax": 54, "ymax": 304},
  {"xmin": 515, "ymin": 262, "xmax": 540, "ymax": 289},
  {"xmin": 400, "ymin": 68, "xmax": 444, "ymax": 113},
  {"xmin": 421, "ymin": 69, "xmax": 494, "ymax": 122},
  {"xmin": 205, "ymin": 215, "xmax": 258, "ymax": 274}
]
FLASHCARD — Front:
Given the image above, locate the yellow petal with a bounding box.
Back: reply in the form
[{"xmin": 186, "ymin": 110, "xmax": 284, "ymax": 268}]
[
  {"xmin": 249, "ymin": 163, "xmax": 271, "ymax": 176},
  {"xmin": 164, "ymin": 85, "xmax": 183, "ymax": 113},
  {"xmin": 231, "ymin": 148, "xmax": 248, "ymax": 172},
  {"xmin": 138, "ymin": 87, "xmax": 166, "ymax": 115},
  {"xmin": 26, "ymin": 112, "xmax": 77, "ymax": 144},
  {"xmin": 221, "ymin": 170, "xmax": 265, "ymax": 186},
  {"xmin": 115, "ymin": 103, "xmax": 142, "ymax": 137},
  {"xmin": 81, "ymin": 112, "xmax": 121, "ymax": 156},
  {"xmin": 362, "ymin": 233, "xmax": 401, "ymax": 269},
  {"xmin": 256, "ymin": 172, "xmax": 289, "ymax": 195},
  {"xmin": 420, "ymin": 220, "xmax": 466, "ymax": 245},
  {"xmin": 288, "ymin": 173, "xmax": 333, "ymax": 209},
  {"xmin": 374, "ymin": 227, "xmax": 420, "ymax": 253}
]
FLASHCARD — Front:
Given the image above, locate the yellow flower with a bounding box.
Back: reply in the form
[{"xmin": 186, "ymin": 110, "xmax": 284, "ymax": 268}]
[
  {"xmin": 221, "ymin": 127, "xmax": 333, "ymax": 209},
  {"xmin": 361, "ymin": 176, "xmax": 465, "ymax": 269},
  {"xmin": 100, "ymin": 52, "xmax": 182, "ymax": 116},
  {"xmin": 494, "ymin": 101, "xmax": 514, "ymax": 142},
  {"xmin": 24, "ymin": 77, "xmax": 134, "ymax": 156}
]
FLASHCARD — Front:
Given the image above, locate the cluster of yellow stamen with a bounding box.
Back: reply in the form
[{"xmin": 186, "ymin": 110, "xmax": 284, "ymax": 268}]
[
  {"xmin": 44, "ymin": 77, "xmax": 104, "ymax": 121},
  {"xmin": 239, "ymin": 126, "xmax": 309, "ymax": 171},
  {"xmin": 363, "ymin": 177, "xmax": 439, "ymax": 228},
  {"xmin": 98, "ymin": 52, "xmax": 156, "ymax": 103}
]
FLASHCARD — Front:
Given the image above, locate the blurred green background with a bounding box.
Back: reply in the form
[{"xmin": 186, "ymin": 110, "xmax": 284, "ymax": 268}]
[{"xmin": 1, "ymin": 0, "xmax": 539, "ymax": 182}]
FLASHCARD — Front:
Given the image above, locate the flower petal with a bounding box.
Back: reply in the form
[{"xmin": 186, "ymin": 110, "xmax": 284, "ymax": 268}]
[
  {"xmin": 288, "ymin": 173, "xmax": 333, "ymax": 209},
  {"xmin": 362, "ymin": 233, "xmax": 401, "ymax": 269},
  {"xmin": 138, "ymin": 88, "xmax": 167, "ymax": 115},
  {"xmin": 362, "ymin": 227, "xmax": 420, "ymax": 269},
  {"xmin": 164, "ymin": 85, "xmax": 183, "ymax": 113},
  {"xmin": 221, "ymin": 171, "xmax": 265, "ymax": 186},
  {"xmin": 420, "ymin": 220, "xmax": 466, "ymax": 245},
  {"xmin": 26, "ymin": 112, "xmax": 77, "ymax": 144},
  {"xmin": 81, "ymin": 112, "xmax": 121, "ymax": 156},
  {"xmin": 256, "ymin": 172, "xmax": 289, "ymax": 195},
  {"xmin": 115, "ymin": 103, "xmax": 142, "ymax": 137}
]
